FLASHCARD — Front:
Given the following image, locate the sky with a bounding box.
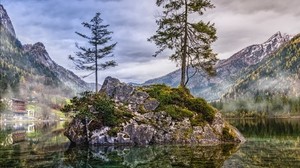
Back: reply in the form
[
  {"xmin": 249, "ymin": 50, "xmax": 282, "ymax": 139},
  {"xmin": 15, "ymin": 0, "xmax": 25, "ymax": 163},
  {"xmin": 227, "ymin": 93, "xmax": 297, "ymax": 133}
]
[{"xmin": 1, "ymin": 0, "xmax": 300, "ymax": 84}]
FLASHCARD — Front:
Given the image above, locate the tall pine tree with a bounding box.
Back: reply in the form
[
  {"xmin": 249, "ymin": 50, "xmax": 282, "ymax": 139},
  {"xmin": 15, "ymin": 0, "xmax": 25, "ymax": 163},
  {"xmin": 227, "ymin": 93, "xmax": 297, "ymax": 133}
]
[
  {"xmin": 149, "ymin": 0, "xmax": 218, "ymax": 88},
  {"xmin": 70, "ymin": 12, "xmax": 117, "ymax": 92}
]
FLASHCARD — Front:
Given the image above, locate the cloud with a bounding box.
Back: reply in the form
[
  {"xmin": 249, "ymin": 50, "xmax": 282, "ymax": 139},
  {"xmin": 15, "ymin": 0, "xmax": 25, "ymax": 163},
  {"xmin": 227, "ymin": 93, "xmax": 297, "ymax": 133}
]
[
  {"xmin": 214, "ymin": 0, "xmax": 300, "ymax": 15},
  {"xmin": 2, "ymin": 0, "xmax": 300, "ymax": 84}
]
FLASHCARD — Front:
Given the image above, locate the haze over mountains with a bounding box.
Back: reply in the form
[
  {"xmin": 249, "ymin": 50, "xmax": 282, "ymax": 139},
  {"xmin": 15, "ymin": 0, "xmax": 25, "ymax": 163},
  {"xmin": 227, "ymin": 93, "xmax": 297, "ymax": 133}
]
[
  {"xmin": 0, "ymin": 4, "xmax": 89, "ymax": 98},
  {"xmin": 144, "ymin": 32, "xmax": 292, "ymax": 101},
  {"xmin": 225, "ymin": 34, "xmax": 300, "ymax": 100}
]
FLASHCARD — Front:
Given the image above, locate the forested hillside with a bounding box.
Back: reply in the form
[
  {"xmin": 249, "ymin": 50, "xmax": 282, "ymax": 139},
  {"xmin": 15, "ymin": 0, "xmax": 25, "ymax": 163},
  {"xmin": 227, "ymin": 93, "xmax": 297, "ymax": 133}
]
[{"xmin": 215, "ymin": 34, "xmax": 300, "ymax": 117}]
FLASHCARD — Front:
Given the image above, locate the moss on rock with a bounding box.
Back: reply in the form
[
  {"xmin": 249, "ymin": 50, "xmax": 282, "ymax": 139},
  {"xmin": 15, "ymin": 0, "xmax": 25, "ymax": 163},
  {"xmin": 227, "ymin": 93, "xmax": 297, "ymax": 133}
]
[
  {"xmin": 141, "ymin": 84, "xmax": 216, "ymax": 124},
  {"xmin": 221, "ymin": 126, "xmax": 236, "ymax": 142}
]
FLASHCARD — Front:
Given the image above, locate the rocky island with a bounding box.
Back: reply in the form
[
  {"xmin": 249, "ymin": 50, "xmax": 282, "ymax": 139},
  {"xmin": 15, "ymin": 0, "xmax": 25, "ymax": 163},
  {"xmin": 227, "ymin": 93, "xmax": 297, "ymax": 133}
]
[{"xmin": 64, "ymin": 77, "xmax": 245, "ymax": 146}]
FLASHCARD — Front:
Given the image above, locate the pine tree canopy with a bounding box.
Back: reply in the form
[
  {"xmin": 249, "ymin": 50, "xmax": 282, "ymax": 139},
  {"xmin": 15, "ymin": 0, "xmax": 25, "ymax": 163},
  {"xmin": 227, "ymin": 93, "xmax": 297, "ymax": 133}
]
[
  {"xmin": 149, "ymin": 0, "xmax": 218, "ymax": 87},
  {"xmin": 69, "ymin": 12, "xmax": 117, "ymax": 92}
]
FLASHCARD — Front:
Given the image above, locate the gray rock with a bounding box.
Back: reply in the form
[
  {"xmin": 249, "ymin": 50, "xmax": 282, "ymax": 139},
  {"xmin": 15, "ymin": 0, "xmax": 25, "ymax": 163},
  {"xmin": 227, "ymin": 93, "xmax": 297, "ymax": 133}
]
[
  {"xmin": 100, "ymin": 76, "xmax": 135, "ymax": 103},
  {"xmin": 100, "ymin": 76, "xmax": 122, "ymax": 98},
  {"xmin": 128, "ymin": 91, "xmax": 149, "ymax": 105},
  {"xmin": 124, "ymin": 124, "xmax": 156, "ymax": 145},
  {"xmin": 64, "ymin": 118, "xmax": 87, "ymax": 145},
  {"xmin": 143, "ymin": 99, "xmax": 160, "ymax": 111},
  {"xmin": 115, "ymin": 84, "xmax": 135, "ymax": 102}
]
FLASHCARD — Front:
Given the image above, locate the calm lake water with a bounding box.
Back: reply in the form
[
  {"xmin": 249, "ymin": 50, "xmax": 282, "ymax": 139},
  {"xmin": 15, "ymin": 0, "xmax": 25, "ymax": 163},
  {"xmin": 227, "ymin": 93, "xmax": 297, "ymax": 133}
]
[{"xmin": 1, "ymin": 119, "xmax": 300, "ymax": 167}]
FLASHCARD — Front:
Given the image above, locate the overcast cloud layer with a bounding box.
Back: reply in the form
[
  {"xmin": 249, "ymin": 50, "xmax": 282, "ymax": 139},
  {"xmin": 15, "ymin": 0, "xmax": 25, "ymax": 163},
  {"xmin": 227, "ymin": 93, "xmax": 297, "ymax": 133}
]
[{"xmin": 1, "ymin": 0, "xmax": 300, "ymax": 84}]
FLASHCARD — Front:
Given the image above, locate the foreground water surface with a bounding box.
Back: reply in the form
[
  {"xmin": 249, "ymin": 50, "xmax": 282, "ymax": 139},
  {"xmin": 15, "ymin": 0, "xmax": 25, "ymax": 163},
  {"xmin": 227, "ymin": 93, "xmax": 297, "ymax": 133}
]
[{"xmin": 1, "ymin": 118, "xmax": 300, "ymax": 167}]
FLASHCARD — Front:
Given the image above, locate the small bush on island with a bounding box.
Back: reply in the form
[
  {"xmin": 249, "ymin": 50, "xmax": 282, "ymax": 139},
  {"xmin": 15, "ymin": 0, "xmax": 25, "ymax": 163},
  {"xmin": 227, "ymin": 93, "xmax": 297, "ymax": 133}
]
[{"xmin": 61, "ymin": 91, "xmax": 132, "ymax": 129}]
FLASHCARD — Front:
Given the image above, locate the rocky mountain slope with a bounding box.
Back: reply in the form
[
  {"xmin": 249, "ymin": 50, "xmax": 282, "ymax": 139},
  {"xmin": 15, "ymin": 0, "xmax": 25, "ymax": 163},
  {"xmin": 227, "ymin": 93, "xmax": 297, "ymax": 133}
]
[
  {"xmin": 144, "ymin": 32, "xmax": 291, "ymax": 101},
  {"xmin": 224, "ymin": 34, "xmax": 300, "ymax": 100},
  {"xmin": 0, "ymin": 4, "xmax": 88, "ymax": 96},
  {"xmin": 23, "ymin": 42, "xmax": 88, "ymax": 91},
  {"xmin": 64, "ymin": 77, "xmax": 245, "ymax": 146},
  {"xmin": 0, "ymin": 5, "xmax": 15, "ymax": 38}
]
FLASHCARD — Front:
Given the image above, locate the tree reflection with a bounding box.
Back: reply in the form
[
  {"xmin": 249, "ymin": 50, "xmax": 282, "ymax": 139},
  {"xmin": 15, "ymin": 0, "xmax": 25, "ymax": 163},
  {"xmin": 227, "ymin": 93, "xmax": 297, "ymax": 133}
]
[
  {"xmin": 0, "ymin": 121, "xmax": 240, "ymax": 167},
  {"xmin": 63, "ymin": 144, "xmax": 239, "ymax": 168}
]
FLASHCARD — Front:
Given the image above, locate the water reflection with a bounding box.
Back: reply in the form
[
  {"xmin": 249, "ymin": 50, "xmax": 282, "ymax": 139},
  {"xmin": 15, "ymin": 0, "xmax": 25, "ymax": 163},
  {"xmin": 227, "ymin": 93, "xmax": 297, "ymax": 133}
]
[
  {"xmin": 0, "ymin": 121, "xmax": 69, "ymax": 167},
  {"xmin": 2, "ymin": 119, "xmax": 300, "ymax": 167},
  {"xmin": 226, "ymin": 118, "xmax": 300, "ymax": 167},
  {"xmin": 0, "ymin": 121, "xmax": 240, "ymax": 168},
  {"xmin": 228, "ymin": 118, "xmax": 300, "ymax": 138},
  {"xmin": 65, "ymin": 144, "xmax": 239, "ymax": 168}
]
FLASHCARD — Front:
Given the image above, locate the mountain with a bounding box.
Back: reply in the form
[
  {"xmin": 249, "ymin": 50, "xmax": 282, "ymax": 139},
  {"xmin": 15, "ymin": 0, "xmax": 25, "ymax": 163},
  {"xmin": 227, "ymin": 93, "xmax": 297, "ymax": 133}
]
[
  {"xmin": 144, "ymin": 32, "xmax": 291, "ymax": 101},
  {"xmin": 0, "ymin": 5, "xmax": 15, "ymax": 38},
  {"xmin": 224, "ymin": 34, "xmax": 300, "ymax": 100},
  {"xmin": 0, "ymin": 4, "xmax": 88, "ymax": 97},
  {"xmin": 23, "ymin": 43, "xmax": 88, "ymax": 91}
]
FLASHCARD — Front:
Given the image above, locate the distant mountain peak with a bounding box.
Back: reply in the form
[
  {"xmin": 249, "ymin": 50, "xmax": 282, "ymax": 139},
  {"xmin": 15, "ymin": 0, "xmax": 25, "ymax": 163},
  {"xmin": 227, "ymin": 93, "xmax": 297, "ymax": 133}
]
[
  {"xmin": 24, "ymin": 42, "xmax": 55, "ymax": 67},
  {"xmin": 0, "ymin": 4, "xmax": 16, "ymax": 37},
  {"xmin": 33, "ymin": 42, "xmax": 46, "ymax": 49},
  {"xmin": 264, "ymin": 31, "xmax": 290, "ymax": 45}
]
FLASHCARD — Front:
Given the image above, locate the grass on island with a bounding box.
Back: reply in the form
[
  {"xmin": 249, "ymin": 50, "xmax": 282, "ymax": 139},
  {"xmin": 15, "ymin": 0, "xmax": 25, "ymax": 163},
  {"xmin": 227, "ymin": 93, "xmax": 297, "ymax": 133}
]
[{"xmin": 142, "ymin": 84, "xmax": 217, "ymax": 125}]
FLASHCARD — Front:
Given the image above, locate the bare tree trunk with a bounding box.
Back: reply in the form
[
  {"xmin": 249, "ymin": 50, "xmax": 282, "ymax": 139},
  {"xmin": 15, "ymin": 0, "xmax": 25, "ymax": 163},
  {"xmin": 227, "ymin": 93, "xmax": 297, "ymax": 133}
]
[
  {"xmin": 95, "ymin": 44, "xmax": 98, "ymax": 92},
  {"xmin": 181, "ymin": 0, "xmax": 188, "ymax": 88},
  {"xmin": 85, "ymin": 117, "xmax": 89, "ymax": 144}
]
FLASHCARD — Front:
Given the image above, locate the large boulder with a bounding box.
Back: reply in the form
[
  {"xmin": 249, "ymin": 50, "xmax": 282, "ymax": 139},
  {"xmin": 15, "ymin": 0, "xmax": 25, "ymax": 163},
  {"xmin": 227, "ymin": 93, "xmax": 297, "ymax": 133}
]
[{"xmin": 65, "ymin": 77, "xmax": 246, "ymax": 146}]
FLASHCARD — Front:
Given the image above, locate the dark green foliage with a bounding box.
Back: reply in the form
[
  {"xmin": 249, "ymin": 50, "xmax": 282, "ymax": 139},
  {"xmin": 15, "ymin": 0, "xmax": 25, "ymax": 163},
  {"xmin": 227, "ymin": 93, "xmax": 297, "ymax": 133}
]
[
  {"xmin": 0, "ymin": 65, "xmax": 20, "ymax": 95},
  {"xmin": 143, "ymin": 84, "xmax": 216, "ymax": 123},
  {"xmin": 62, "ymin": 92, "xmax": 133, "ymax": 128}
]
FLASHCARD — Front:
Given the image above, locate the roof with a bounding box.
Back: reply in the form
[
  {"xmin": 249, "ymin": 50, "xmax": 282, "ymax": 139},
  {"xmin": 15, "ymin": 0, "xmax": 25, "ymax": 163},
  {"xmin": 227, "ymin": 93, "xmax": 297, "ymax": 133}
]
[{"xmin": 11, "ymin": 98, "xmax": 26, "ymax": 103}]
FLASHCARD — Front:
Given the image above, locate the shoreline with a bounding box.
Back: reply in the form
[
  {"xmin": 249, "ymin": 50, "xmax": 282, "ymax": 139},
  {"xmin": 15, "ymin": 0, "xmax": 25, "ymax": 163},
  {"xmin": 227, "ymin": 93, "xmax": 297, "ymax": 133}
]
[
  {"xmin": 225, "ymin": 115, "xmax": 300, "ymax": 120},
  {"xmin": 0, "ymin": 119, "xmax": 65, "ymax": 123}
]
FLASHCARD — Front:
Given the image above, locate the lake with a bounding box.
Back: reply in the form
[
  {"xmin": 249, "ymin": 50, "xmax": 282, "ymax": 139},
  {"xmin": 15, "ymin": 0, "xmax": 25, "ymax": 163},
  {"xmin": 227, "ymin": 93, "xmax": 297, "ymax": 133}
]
[{"xmin": 1, "ymin": 118, "xmax": 300, "ymax": 167}]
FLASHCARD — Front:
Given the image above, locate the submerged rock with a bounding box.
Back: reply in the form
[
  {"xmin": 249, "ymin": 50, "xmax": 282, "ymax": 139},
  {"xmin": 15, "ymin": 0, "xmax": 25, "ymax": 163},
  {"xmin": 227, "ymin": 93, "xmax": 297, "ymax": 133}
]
[{"xmin": 64, "ymin": 76, "xmax": 246, "ymax": 146}]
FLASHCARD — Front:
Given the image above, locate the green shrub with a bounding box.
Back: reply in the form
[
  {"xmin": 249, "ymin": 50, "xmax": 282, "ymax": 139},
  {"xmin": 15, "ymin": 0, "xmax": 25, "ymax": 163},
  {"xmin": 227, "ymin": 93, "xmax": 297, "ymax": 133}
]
[
  {"xmin": 190, "ymin": 114, "xmax": 205, "ymax": 127},
  {"xmin": 61, "ymin": 91, "xmax": 133, "ymax": 128},
  {"xmin": 186, "ymin": 98, "xmax": 216, "ymax": 123},
  {"xmin": 164, "ymin": 105, "xmax": 194, "ymax": 121},
  {"xmin": 93, "ymin": 96, "xmax": 117, "ymax": 127},
  {"xmin": 143, "ymin": 84, "xmax": 216, "ymax": 123}
]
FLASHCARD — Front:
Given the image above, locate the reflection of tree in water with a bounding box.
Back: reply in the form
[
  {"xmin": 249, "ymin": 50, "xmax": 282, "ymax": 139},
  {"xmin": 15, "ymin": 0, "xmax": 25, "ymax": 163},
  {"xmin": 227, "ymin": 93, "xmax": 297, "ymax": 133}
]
[
  {"xmin": 64, "ymin": 144, "xmax": 239, "ymax": 168},
  {"xmin": 229, "ymin": 118, "xmax": 300, "ymax": 138},
  {"xmin": 0, "ymin": 121, "xmax": 70, "ymax": 167},
  {"xmin": 224, "ymin": 139, "xmax": 300, "ymax": 167},
  {"xmin": 0, "ymin": 145, "xmax": 22, "ymax": 167}
]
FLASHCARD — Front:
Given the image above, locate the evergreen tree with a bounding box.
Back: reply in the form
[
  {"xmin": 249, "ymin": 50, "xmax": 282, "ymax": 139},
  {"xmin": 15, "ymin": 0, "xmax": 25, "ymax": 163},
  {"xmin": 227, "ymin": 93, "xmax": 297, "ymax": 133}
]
[
  {"xmin": 70, "ymin": 13, "xmax": 117, "ymax": 92},
  {"xmin": 149, "ymin": 0, "xmax": 218, "ymax": 88}
]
